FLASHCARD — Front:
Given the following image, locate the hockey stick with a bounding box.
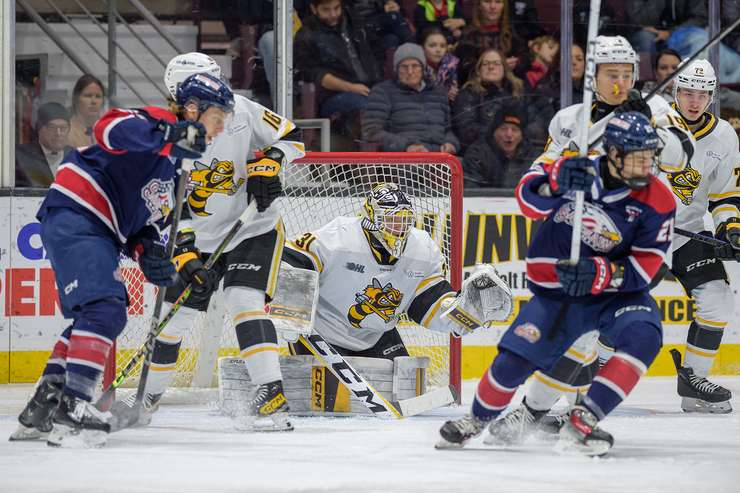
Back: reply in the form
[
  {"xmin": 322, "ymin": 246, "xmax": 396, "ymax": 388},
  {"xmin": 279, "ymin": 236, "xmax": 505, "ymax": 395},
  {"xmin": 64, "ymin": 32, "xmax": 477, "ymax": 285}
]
[
  {"xmin": 570, "ymin": 0, "xmax": 601, "ymax": 262},
  {"xmin": 298, "ymin": 333, "xmax": 457, "ymax": 418},
  {"xmin": 674, "ymin": 227, "xmax": 730, "ymax": 248},
  {"xmin": 97, "ymin": 201, "xmax": 258, "ymax": 413},
  {"xmin": 587, "ymin": 16, "xmax": 740, "ymax": 150}
]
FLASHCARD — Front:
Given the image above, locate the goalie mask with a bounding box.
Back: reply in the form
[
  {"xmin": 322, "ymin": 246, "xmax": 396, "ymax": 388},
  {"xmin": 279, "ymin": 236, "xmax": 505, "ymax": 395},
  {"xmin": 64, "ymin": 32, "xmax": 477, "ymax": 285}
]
[{"xmin": 361, "ymin": 183, "xmax": 415, "ymax": 258}]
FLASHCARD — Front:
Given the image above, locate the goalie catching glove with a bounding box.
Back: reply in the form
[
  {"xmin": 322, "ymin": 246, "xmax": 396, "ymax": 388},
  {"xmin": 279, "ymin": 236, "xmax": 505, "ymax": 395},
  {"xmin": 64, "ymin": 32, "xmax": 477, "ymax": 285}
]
[
  {"xmin": 441, "ymin": 264, "xmax": 513, "ymax": 336},
  {"xmin": 173, "ymin": 229, "xmax": 216, "ymax": 294},
  {"xmin": 247, "ymin": 147, "xmax": 283, "ymax": 212}
]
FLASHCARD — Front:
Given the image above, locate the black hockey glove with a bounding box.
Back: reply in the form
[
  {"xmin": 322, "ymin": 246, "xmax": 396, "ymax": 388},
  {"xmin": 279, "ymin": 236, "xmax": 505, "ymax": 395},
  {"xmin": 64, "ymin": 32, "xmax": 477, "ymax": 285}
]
[
  {"xmin": 556, "ymin": 257, "xmax": 614, "ymax": 297},
  {"xmin": 548, "ymin": 156, "xmax": 594, "ymax": 195},
  {"xmin": 129, "ymin": 236, "xmax": 177, "ymax": 287},
  {"xmin": 714, "ymin": 219, "xmax": 740, "ymax": 261},
  {"xmin": 246, "ymin": 147, "xmax": 284, "ymax": 212},
  {"xmin": 615, "ymin": 89, "xmax": 652, "ymax": 120},
  {"xmin": 173, "ymin": 230, "xmax": 216, "ymax": 294},
  {"xmin": 157, "ymin": 120, "xmax": 207, "ymax": 160}
]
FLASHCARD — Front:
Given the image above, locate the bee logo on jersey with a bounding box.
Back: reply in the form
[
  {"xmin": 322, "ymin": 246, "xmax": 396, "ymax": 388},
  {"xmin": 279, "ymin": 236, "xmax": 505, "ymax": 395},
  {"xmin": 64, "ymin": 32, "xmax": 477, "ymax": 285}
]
[
  {"xmin": 348, "ymin": 278, "xmax": 403, "ymax": 328},
  {"xmin": 554, "ymin": 202, "xmax": 622, "ymax": 252},
  {"xmin": 141, "ymin": 178, "xmax": 175, "ymax": 223},
  {"xmin": 187, "ymin": 159, "xmax": 245, "ymax": 216},
  {"xmin": 667, "ymin": 167, "xmax": 701, "ymax": 205}
]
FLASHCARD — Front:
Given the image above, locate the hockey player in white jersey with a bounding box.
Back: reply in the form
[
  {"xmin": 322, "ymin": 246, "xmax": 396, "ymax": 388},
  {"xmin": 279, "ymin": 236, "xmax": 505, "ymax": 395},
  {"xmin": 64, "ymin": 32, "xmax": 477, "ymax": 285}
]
[
  {"xmin": 486, "ymin": 58, "xmax": 739, "ymax": 446},
  {"xmin": 283, "ymin": 183, "xmax": 513, "ymax": 364},
  {"xmin": 111, "ymin": 53, "xmax": 305, "ymax": 431}
]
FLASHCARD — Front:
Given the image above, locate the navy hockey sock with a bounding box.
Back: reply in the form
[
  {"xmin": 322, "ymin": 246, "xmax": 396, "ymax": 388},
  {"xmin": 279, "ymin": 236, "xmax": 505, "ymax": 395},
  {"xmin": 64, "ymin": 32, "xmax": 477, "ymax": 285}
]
[{"xmin": 472, "ymin": 349, "xmax": 535, "ymax": 421}]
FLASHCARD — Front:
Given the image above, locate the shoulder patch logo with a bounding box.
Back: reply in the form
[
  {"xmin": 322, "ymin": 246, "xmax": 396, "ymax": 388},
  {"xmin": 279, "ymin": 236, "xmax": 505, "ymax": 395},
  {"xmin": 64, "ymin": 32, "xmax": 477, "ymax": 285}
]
[
  {"xmin": 187, "ymin": 158, "xmax": 245, "ymax": 216},
  {"xmin": 667, "ymin": 167, "xmax": 701, "ymax": 205},
  {"xmin": 347, "ymin": 278, "xmax": 403, "ymax": 328},
  {"xmin": 141, "ymin": 177, "xmax": 175, "ymax": 223}
]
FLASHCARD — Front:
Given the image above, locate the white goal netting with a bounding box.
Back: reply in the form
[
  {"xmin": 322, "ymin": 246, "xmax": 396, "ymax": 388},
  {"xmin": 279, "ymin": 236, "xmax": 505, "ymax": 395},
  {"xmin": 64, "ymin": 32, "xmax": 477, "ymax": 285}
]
[{"xmin": 111, "ymin": 153, "xmax": 462, "ymax": 394}]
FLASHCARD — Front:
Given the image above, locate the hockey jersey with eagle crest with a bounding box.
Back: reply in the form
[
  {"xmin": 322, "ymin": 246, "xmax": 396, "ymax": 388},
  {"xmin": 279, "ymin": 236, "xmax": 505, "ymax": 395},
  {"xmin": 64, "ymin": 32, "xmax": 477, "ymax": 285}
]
[
  {"xmin": 516, "ymin": 156, "xmax": 676, "ymax": 298},
  {"xmin": 283, "ymin": 216, "xmax": 457, "ymax": 351}
]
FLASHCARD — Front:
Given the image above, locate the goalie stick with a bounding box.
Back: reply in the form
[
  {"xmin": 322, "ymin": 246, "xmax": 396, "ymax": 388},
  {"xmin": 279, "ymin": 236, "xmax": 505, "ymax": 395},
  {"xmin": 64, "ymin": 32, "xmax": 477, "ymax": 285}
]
[
  {"xmin": 298, "ymin": 333, "xmax": 457, "ymax": 418},
  {"xmin": 97, "ymin": 200, "xmax": 257, "ymax": 415}
]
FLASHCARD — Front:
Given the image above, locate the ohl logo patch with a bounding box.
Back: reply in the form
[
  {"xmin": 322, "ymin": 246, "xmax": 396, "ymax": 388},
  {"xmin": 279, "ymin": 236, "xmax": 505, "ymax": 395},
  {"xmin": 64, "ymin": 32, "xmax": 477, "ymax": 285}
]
[
  {"xmin": 348, "ymin": 278, "xmax": 403, "ymax": 328},
  {"xmin": 667, "ymin": 167, "xmax": 701, "ymax": 206},
  {"xmin": 187, "ymin": 158, "xmax": 245, "ymax": 216}
]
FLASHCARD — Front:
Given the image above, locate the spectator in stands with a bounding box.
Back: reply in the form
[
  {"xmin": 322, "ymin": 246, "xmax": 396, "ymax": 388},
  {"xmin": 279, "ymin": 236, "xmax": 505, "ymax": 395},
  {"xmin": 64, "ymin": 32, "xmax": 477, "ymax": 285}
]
[
  {"xmin": 452, "ymin": 48, "xmax": 524, "ymax": 151},
  {"xmin": 508, "ymin": 0, "xmax": 544, "ymax": 43},
  {"xmin": 348, "ymin": 0, "xmax": 412, "ymax": 49},
  {"xmin": 521, "ymin": 35, "xmax": 559, "ymax": 91},
  {"xmin": 639, "ymin": 49, "xmax": 681, "ymax": 103},
  {"xmin": 572, "ymin": 0, "xmax": 619, "ymax": 46},
  {"xmin": 362, "ymin": 43, "xmax": 459, "ymax": 153},
  {"xmin": 421, "ymin": 27, "xmax": 460, "ymax": 102},
  {"xmin": 15, "ymin": 102, "xmax": 73, "ymax": 188},
  {"xmin": 571, "ymin": 42, "xmax": 585, "ymax": 102},
  {"xmin": 68, "ymin": 74, "xmax": 105, "ymax": 148},
  {"xmin": 455, "ymin": 0, "xmax": 525, "ymax": 84},
  {"xmin": 413, "ymin": 0, "xmax": 467, "ymax": 44},
  {"xmin": 462, "ymin": 105, "xmax": 534, "ymax": 188},
  {"xmin": 295, "ymin": 0, "xmax": 383, "ymax": 146}
]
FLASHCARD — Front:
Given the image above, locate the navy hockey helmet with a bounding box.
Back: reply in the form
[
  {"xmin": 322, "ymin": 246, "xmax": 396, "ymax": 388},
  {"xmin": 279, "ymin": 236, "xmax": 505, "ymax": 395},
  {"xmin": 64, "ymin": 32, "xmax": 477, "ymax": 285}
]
[
  {"xmin": 361, "ymin": 183, "xmax": 415, "ymax": 258},
  {"xmin": 603, "ymin": 112, "xmax": 660, "ymax": 189},
  {"xmin": 176, "ymin": 73, "xmax": 235, "ymax": 114}
]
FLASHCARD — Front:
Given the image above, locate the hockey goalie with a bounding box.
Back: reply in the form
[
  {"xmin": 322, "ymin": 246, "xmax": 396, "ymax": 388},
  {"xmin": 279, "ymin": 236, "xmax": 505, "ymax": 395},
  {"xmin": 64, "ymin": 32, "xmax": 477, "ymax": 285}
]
[{"xmin": 247, "ymin": 182, "xmax": 513, "ymax": 415}]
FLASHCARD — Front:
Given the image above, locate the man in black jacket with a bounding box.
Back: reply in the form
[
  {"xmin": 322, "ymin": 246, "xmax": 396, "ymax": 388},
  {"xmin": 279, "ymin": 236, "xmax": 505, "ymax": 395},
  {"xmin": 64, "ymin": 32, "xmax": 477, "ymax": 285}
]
[
  {"xmin": 16, "ymin": 102, "xmax": 73, "ymax": 188},
  {"xmin": 294, "ymin": 0, "xmax": 383, "ymax": 120},
  {"xmin": 462, "ymin": 106, "xmax": 535, "ymax": 189}
]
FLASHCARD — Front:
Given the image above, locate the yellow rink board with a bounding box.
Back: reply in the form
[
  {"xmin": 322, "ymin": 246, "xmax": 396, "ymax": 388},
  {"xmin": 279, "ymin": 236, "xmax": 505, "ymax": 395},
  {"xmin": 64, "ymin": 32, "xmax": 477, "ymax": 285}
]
[{"xmin": 3, "ymin": 344, "xmax": 740, "ymax": 384}]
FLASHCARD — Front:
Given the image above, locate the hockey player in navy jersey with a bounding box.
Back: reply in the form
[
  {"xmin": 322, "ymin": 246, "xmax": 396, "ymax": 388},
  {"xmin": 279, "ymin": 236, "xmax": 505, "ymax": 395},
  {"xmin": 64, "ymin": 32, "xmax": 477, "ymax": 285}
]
[
  {"xmin": 10, "ymin": 73, "xmax": 235, "ymax": 448},
  {"xmin": 437, "ymin": 112, "xmax": 676, "ymax": 456}
]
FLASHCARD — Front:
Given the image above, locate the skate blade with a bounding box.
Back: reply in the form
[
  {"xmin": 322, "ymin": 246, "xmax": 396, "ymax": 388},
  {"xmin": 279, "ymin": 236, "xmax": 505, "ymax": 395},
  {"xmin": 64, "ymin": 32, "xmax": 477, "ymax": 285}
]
[
  {"xmin": 435, "ymin": 436, "xmax": 469, "ymax": 449},
  {"xmin": 9, "ymin": 424, "xmax": 48, "ymax": 441},
  {"xmin": 554, "ymin": 435, "xmax": 611, "ymax": 457},
  {"xmin": 681, "ymin": 397, "xmax": 732, "ymax": 414},
  {"xmin": 233, "ymin": 413, "xmax": 294, "ymax": 432},
  {"xmin": 47, "ymin": 425, "xmax": 108, "ymax": 449}
]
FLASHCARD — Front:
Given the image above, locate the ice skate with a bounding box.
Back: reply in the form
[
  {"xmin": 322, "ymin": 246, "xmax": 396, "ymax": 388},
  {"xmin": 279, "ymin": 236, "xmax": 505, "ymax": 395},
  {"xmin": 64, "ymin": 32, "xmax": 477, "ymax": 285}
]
[
  {"xmin": 108, "ymin": 391, "xmax": 163, "ymax": 432},
  {"xmin": 436, "ymin": 414, "xmax": 486, "ymax": 449},
  {"xmin": 483, "ymin": 401, "xmax": 546, "ymax": 446},
  {"xmin": 9, "ymin": 378, "xmax": 62, "ymax": 441},
  {"xmin": 670, "ymin": 349, "xmax": 732, "ymax": 414},
  {"xmin": 234, "ymin": 380, "xmax": 293, "ymax": 432},
  {"xmin": 537, "ymin": 410, "xmax": 569, "ymax": 436},
  {"xmin": 47, "ymin": 394, "xmax": 112, "ymax": 448},
  {"xmin": 557, "ymin": 406, "xmax": 613, "ymax": 457}
]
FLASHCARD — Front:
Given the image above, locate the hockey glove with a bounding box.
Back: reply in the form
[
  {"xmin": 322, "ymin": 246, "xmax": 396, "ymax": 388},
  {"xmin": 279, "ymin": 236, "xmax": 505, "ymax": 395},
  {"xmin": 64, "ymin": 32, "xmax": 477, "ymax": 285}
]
[
  {"xmin": 130, "ymin": 237, "xmax": 177, "ymax": 287},
  {"xmin": 556, "ymin": 257, "xmax": 615, "ymax": 297},
  {"xmin": 548, "ymin": 156, "xmax": 594, "ymax": 195},
  {"xmin": 615, "ymin": 89, "xmax": 652, "ymax": 120},
  {"xmin": 247, "ymin": 147, "xmax": 283, "ymax": 212},
  {"xmin": 157, "ymin": 120, "xmax": 207, "ymax": 160},
  {"xmin": 173, "ymin": 230, "xmax": 216, "ymax": 295},
  {"xmin": 715, "ymin": 219, "xmax": 740, "ymax": 261}
]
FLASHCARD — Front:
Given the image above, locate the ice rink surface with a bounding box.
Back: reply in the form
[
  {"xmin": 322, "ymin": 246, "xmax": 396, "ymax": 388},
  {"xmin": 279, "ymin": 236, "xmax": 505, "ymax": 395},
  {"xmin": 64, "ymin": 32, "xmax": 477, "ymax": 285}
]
[{"xmin": 1, "ymin": 377, "xmax": 739, "ymax": 493}]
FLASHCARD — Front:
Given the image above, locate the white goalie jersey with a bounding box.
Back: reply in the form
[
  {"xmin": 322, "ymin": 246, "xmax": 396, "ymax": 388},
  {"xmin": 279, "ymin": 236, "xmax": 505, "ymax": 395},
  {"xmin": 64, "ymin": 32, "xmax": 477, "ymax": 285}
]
[
  {"xmin": 660, "ymin": 114, "xmax": 740, "ymax": 250},
  {"xmin": 283, "ymin": 216, "xmax": 458, "ymax": 351},
  {"xmin": 181, "ymin": 94, "xmax": 305, "ymax": 252},
  {"xmin": 538, "ymin": 97, "xmax": 695, "ymax": 173}
]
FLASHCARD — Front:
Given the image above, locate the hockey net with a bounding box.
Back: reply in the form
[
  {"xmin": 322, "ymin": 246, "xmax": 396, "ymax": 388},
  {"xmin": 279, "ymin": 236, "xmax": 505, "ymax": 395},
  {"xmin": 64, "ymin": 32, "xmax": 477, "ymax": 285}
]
[{"xmin": 108, "ymin": 152, "xmax": 463, "ymax": 398}]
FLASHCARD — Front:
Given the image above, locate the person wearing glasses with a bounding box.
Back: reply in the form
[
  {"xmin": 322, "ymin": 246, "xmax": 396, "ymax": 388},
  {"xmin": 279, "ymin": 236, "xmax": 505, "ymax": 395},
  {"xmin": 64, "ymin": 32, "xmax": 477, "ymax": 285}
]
[
  {"xmin": 362, "ymin": 42, "xmax": 459, "ymax": 153},
  {"xmin": 16, "ymin": 102, "xmax": 74, "ymax": 188}
]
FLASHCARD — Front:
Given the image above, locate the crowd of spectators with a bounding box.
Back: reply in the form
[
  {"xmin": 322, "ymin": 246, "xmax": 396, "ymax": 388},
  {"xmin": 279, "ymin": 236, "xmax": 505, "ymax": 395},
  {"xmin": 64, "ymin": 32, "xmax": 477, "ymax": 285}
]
[{"xmin": 15, "ymin": 0, "xmax": 740, "ymax": 190}]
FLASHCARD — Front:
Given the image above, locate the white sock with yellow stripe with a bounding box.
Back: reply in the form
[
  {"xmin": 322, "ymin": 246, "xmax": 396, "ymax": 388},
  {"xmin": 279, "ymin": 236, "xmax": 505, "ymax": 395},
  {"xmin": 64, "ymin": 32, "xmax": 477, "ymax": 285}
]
[
  {"xmin": 527, "ymin": 348, "xmax": 599, "ymax": 411},
  {"xmin": 145, "ymin": 303, "xmax": 200, "ymax": 396},
  {"xmin": 227, "ymin": 286, "xmax": 282, "ymax": 385},
  {"xmin": 684, "ymin": 320, "xmax": 725, "ymax": 377}
]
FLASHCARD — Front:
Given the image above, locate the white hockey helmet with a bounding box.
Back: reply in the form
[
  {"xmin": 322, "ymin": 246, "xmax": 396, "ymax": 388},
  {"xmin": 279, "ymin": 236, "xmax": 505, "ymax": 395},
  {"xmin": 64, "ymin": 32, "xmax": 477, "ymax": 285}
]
[
  {"xmin": 673, "ymin": 58, "xmax": 717, "ymax": 109},
  {"xmin": 593, "ymin": 35, "xmax": 640, "ymax": 85},
  {"xmin": 164, "ymin": 52, "xmax": 221, "ymax": 100}
]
